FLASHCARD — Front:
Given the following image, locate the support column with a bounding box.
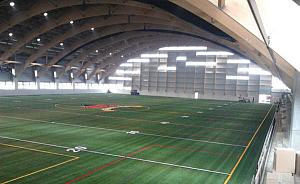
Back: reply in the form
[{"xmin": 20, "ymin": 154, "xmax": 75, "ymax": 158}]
[{"xmin": 291, "ymin": 71, "xmax": 300, "ymax": 150}]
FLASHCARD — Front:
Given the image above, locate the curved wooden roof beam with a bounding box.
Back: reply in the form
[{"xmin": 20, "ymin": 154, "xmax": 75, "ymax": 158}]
[
  {"xmin": 42, "ymin": 32, "xmax": 158, "ymax": 79},
  {"xmin": 16, "ymin": 15, "xmax": 223, "ymax": 77},
  {"xmin": 22, "ymin": 15, "xmax": 208, "ymax": 68},
  {"xmin": 0, "ymin": 5, "xmax": 177, "ymax": 61},
  {"xmin": 74, "ymin": 35, "xmax": 203, "ymax": 79},
  {"xmin": 53, "ymin": 32, "xmax": 160, "ymax": 79},
  {"xmin": 55, "ymin": 30, "xmax": 222, "ymax": 79},
  {"xmin": 170, "ymin": 0, "xmax": 295, "ymax": 88},
  {"xmin": 0, "ymin": 0, "xmax": 158, "ymax": 34},
  {"xmin": 45, "ymin": 21, "xmax": 228, "ymax": 72}
]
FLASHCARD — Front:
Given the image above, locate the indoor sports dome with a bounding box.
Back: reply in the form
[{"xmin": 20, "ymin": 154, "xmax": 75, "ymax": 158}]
[{"xmin": 0, "ymin": 0, "xmax": 299, "ymax": 184}]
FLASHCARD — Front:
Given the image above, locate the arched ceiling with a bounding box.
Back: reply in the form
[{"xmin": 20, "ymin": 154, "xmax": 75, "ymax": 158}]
[{"xmin": 0, "ymin": 0, "xmax": 295, "ymax": 88}]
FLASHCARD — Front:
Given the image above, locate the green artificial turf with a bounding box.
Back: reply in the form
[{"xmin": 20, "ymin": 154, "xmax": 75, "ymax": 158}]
[{"xmin": 0, "ymin": 94, "xmax": 275, "ymax": 184}]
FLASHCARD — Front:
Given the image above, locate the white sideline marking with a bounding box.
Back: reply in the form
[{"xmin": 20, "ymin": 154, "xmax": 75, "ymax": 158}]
[
  {"xmin": 0, "ymin": 115, "xmax": 246, "ymax": 147},
  {"xmin": 160, "ymin": 122, "xmax": 170, "ymax": 125},
  {"xmin": 0, "ymin": 135, "xmax": 229, "ymax": 175}
]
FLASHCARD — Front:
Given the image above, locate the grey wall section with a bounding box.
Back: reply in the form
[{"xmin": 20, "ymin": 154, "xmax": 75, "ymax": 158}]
[
  {"xmin": 110, "ymin": 53, "xmax": 272, "ymax": 102},
  {"xmin": 0, "ymin": 89, "xmax": 129, "ymax": 96},
  {"xmin": 139, "ymin": 90, "xmax": 239, "ymax": 101},
  {"xmin": 291, "ymin": 71, "xmax": 300, "ymax": 151}
]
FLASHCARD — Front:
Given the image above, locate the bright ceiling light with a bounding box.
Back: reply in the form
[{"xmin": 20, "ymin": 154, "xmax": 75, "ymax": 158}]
[
  {"xmin": 141, "ymin": 53, "xmax": 168, "ymax": 58},
  {"xmin": 60, "ymin": 42, "xmax": 63, "ymax": 46},
  {"xmin": 237, "ymin": 67, "xmax": 271, "ymax": 75},
  {"xmin": 159, "ymin": 46, "xmax": 207, "ymax": 51},
  {"xmin": 69, "ymin": 20, "xmax": 74, "ymax": 24},
  {"xmin": 115, "ymin": 70, "xmax": 140, "ymax": 75},
  {"xmin": 176, "ymin": 56, "xmax": 187, "ymax": 61},
  {"xmin": 157, "ymin": 65, "xmax": 176, "ymax": 72},
  {"xmin": 91, "ymin": 27, "xmax": 95, "ymax": 31},
  {"xmin": 121, "ymin": 55, "xmax": 124, "ymax": 58},
  {"xmin": 9, "ymin": 2, "xmax": 15, "ymax": 7},
  {"xmin": 8, "ymin": 33, "xmax": 13, "ymax": 37},
  {"xmin": 95, "ymin": 49, "xmax": 98, "ymax": 53},
  {"xmin": 227, "ymin": 59, "xmax": 251, "ymax": 64},
  {"xmin": 43, "ymin": 12, "xmax": 48, "ymax": 17},
  {"xmin": 109, "ymin": 52, "xmax": 112, "ymax": 55},
  {"xmin": 226, "ymin": 75, "xmax": 249, "ymax": 80},
  {"xmin": 127, "ymin": 58, "xmax": 150, "ymax": 63},
  {"xmin": 186, "ymin": 62, "xmax": 216, "ymax": 66},
  {"xmin": 196, "ymin": 51, "xmax": 234, "ymax": 56},
  {"xmin": 36, "ymin": 38, "xmax": 41, "ymax": 42}
]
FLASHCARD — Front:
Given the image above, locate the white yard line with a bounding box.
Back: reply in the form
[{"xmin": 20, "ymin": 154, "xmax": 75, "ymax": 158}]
[
  {"xmin": 0, "ymin": 115, "xmax": 246, "ymax": 147},
  {"xmin": 0, "ymin": 135, "xmax": 229, "ymax": 175},
  {"xmin": 53, "ymin": 104, "xmax": 253, "ymax": 134}
]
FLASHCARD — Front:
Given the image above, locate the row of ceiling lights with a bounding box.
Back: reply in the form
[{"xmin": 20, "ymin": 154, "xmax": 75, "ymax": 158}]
[
  {"xmin": 7, "ymin": 1, "xmax": 127, "ymax": 59},
  {"xmin": 7, "ymin": 2, "xmax": 94, "ymax": 48}
]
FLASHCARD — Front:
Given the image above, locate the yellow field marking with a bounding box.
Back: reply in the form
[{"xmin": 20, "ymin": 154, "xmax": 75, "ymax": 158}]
[
  {"xmin": 223, "ymin": 105, "xmax": 274, "ymax": 184},
  {"xmin": 0, "ymin": 143, "xmax": 80, "ymax": 184},
  {"xmin": 1, "ymin": 157, "xmax": 79, "ymax": 184},
  {"xmin": 0, "ymin": 142, "xmax": 77, "ymax": 158}
]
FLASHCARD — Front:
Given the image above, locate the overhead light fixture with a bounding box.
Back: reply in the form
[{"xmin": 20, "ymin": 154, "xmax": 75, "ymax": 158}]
[
  {"xmin": 157, "ymin": 65, "xmax": 176, "ymax": 72},
  {"xmin": 176, "ymin": 56, "xmax": 187, "ymax": 61},
  {"xmin": 69, "ymin": 20, "xmax": 74, "ymax": 24},
  {"xmin": 36, "ymin": 38, "xmax": 41, "ymax": 42},
  {"xmin": 196, "ymin": 51, "xmax": 234, "ymax": 56},
  {"xmin": 115, "ymin": 70, "xmax": 140, "ymax": 75},
  {"xmin": 60, "ymin": 42, "xmax": 63, "ymax": 46},
  {"xmin": 127, "ymin": 58, "xmax": 150, "ymax": 63},
  {"xmin": 9, "ymin": 2, "xmax": 15, "ymax": 7},
  {"xmin": 120, "ymin": 63, "xmax": 133, "ymax": 67},
  {"xmin": 121, "ymin": 55, "xmax": 124, "ymax": 58},
  {"xmin": 159, "ymin": 46, "xmax": 207, "ymax": 51},
  {"xmin": 226, "ymin": 75, "xmax": 249, "ymax": 80},
  {"xmin": 8, "ymin": 32, "xmax": 13, "ymax": 37},
  {"xmin": 43, "ymin": 12, "xmax": 48, "ymax": 17},
  {"xmin": 141, "ymin": 53, "xmax": 168, "ymax": 58},
  {"xmin": 53, "ymin": 71, "xmax": 57, "ymax": 78},
  {"xmin": 227, "ymin": 59, "xmax": 251, "ymax": 64},
  {"xmin": 238, "ymin": 67, "xmax": 271, "ymax": 75},
  {"xmin": 70, "ymin": 72, "xmax": 74, "ymax": 79},
  {"xmin": 90, "ymin": 27, "xmax": 95, "ymax": 31},
  {"xmin": 186, "ymin": 61, "xmax": 216, "ymax": 66},
  {"xmin": 109, "ymin": 52, "xmax": 112, "ymax": 55},
  {"xmin": 95, "ymin": 49, "xmax": 98, "ymax": 53},
  {"xmin": 85, "ymin": 73, "xmax": 88, "ymax": 80}
]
